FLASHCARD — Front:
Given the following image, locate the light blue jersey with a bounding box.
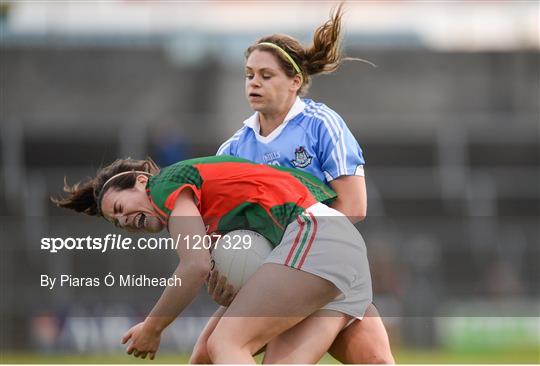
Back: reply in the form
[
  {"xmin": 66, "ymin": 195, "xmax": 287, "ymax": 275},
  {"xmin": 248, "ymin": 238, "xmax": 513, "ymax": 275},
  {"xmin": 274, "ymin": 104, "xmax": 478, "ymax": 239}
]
[{"xmin": 217, "ymin": 98, "xmax": 365, "ymax": 183}]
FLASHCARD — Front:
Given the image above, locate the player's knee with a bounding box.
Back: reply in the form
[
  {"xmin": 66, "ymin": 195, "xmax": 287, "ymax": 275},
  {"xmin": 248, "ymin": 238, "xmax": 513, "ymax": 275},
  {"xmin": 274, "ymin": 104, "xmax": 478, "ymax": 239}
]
[
  {"xmin": 205, "ymin": 333, "xmax": 219, "ymax": 363},
  {"xmin": 207, "ymin": 327, "xmax": 256, "ymax": 362},
  {"xmin": 206, "ymin": 331, "xmax": 230, "ymax": 363}
]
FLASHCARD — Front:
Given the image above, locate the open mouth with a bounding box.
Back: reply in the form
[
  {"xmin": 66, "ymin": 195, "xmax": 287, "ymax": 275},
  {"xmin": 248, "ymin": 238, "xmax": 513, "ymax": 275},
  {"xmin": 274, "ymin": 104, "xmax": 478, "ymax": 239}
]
[
  {"xmin": 136, "ymin": 213, "xmax": 146, "ymax": 229},
  {"xmin": 249, "ymin": 92, "xmax": 262, "ymax": 98}
]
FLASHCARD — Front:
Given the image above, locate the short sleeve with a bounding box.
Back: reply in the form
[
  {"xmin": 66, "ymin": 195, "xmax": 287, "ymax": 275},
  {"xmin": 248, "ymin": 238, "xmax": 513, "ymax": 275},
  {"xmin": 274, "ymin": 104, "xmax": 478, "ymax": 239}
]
[
  {"xmin": 217, "ymin": 127, "xmax": 246, "ymax": 156},
  {"xmin": 315, "ymin": 110, "xmax": 365, "ymax": 182},
  {"xmin": 147, "ymin": 165, "xmax": 203, "ymax": 221},
  {"xmin": 216, "ymin": 141, "xmax": 233, "ymax": 156}
]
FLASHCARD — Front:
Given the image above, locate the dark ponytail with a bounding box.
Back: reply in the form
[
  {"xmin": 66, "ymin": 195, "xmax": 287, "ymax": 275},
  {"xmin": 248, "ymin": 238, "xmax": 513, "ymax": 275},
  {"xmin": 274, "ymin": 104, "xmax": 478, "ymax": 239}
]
[
  {"xmin": 303, "ymin": 3, "xmax": 345, "ymax": 76},
  {"xmin": 246, "ymin": 3, "xmax": 371, "ymax": 96},
  {"xmin": 51, "ymin": 157, "xmax": 159, "ymax": 216}
]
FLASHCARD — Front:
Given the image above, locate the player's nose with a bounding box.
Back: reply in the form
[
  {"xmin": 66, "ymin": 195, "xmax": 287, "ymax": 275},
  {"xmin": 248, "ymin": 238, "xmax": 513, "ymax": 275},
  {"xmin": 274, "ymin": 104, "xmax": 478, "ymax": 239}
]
[
  {"xmin": 119, "ymin": 215, "xmax": 129, "ymax": 228},
  {"xmin": 248, "ymin": 76, "xmax": 261, "ymax": 87}
]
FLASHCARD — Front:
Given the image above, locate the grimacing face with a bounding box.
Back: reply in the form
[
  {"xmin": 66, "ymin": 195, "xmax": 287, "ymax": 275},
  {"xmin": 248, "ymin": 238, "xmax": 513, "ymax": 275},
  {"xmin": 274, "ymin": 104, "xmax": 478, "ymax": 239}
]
[
  {"xmin": 245, "ymin": 49, "xmax": 301, "ymax": 115},
  {"xmin": 100, "ymin": 175, "xmax": 164, "ymax": 233}
]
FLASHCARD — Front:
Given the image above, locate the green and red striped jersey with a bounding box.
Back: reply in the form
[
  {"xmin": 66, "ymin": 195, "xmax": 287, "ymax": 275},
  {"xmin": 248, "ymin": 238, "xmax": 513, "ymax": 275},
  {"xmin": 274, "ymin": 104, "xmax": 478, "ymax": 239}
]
[{"xmin": 146, "ymin": 156, "xmax": 336, "ymax": 246}]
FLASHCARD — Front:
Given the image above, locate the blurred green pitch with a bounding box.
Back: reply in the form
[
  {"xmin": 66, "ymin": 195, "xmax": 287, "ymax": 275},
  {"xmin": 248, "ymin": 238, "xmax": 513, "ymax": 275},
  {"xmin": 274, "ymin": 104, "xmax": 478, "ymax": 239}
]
[{"xmin": 3, "ymin": 346, "xmax": 539, "ymax": 364}]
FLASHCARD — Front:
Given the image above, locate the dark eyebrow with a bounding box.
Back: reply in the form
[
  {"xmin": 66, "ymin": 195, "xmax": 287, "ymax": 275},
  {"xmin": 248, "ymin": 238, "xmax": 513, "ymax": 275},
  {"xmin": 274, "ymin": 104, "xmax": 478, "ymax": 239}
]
[{"xmin": 245, "ymin": 66, "xmax": 274, "ymax": 73}]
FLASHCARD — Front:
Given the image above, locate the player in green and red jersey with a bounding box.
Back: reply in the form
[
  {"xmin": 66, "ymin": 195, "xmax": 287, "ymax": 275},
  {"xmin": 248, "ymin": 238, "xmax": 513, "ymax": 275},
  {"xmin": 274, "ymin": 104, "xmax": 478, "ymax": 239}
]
[
  {"xmin": 52, "ymin": 155, "xmax": 372, "ymax": 363},
  {"xmin": 145, "ymin": 155, "xmax": 335, "ymax": 245}
]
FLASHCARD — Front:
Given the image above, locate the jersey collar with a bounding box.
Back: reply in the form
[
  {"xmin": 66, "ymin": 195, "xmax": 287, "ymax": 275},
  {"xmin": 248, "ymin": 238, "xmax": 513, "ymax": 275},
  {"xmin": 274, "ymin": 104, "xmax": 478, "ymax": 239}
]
[{"xmin": 243, "ymin": 97, "xmax": 306, "ymax": 144}]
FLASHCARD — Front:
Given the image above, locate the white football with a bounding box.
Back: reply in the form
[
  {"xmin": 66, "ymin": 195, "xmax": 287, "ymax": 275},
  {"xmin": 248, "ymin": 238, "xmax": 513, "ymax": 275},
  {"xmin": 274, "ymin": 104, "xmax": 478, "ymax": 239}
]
[{"xmin": 211, "ymin": 230, "xmax": 273, "ymax": 289}]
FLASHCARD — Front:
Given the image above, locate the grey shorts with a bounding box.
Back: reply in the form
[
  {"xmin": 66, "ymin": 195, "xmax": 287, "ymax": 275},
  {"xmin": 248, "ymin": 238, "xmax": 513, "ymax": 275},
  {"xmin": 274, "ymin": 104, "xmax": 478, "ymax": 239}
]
[{"xmin": 264, "ymin": 203, "xmax": 373, "ymax": 319}]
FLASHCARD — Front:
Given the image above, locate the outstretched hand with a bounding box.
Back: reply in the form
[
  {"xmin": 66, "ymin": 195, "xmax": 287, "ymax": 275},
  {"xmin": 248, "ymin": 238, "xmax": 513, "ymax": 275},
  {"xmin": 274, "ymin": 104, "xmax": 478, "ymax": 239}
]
[{"xmin": 122, "ymin": 321, "xmax": 161, "ymax": 360}]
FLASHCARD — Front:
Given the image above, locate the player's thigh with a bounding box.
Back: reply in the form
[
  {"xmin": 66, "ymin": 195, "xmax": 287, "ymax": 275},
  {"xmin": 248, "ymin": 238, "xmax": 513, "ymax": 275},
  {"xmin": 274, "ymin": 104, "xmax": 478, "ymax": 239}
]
[
  {"xmin": 263, "ymin": 309, "xmax": 350, "ymax": 364},
  {"xmin": 189, "ymin": 306, "xmax": 227, "ymax": 364},
  {"xmin": 208, "ymin": 263, "xmax": 341, "ymax": 355},
  {"xmin": 329, "ymin": 303, "xmax": 394, "ymax": 364}
]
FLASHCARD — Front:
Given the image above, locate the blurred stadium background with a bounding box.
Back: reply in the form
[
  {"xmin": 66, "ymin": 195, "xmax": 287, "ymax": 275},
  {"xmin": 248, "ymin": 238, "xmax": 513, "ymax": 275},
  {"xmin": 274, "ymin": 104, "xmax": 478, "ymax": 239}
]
[{"xmin": 1, "ymin": 1, "xmax": 539, "ymax": 364}]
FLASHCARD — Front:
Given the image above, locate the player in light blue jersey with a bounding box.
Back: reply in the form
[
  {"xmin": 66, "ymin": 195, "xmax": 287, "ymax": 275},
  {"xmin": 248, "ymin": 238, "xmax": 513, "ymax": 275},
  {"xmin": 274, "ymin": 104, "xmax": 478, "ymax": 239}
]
[
  {"xmin": 217, "ymin": 97, "xmax": 365, "ymax": 185},
  {"xmin": 192, "ymin": 4, "xmax": 394, "ymax": 364}
]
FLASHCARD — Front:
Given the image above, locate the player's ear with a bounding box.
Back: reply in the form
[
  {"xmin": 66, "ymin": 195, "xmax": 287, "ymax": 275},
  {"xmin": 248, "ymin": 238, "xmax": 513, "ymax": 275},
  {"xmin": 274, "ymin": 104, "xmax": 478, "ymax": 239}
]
[
  {"xmin": 290, "ymin": 74, "xmax": 302, "ymax": 92},
  {"xmin": 135, "ymin": 174, "xmax": 148, "ymax": 186}
]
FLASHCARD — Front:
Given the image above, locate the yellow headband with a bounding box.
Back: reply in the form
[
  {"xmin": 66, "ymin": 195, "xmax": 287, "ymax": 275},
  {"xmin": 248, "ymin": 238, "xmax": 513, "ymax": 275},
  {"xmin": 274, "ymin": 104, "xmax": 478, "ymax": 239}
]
[{"xmin": 258, "ymin": 42, "xmax": 304, "ymax": 85}]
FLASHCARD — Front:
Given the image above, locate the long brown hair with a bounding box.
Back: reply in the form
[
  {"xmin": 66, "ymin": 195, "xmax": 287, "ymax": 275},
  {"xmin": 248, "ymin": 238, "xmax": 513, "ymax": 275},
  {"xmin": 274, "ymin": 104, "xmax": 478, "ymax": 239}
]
[
  {"xmin": 51, "ymin": 158, "xmax": 159, "ymax": 216},
  {"xmin": 245, "ymin": 3, "xmax": 365, "ymax": 95}
]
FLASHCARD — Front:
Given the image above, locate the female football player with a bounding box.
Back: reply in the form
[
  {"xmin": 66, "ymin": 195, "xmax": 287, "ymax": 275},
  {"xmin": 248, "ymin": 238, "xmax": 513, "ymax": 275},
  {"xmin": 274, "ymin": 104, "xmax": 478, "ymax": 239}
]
[
  {"xmin": 52, "ymin": 155, "xmax": 373, "ymax": 363},
  {"xmin": 194, "ymin": 4, "xmax": 394, "ymax": 364}
]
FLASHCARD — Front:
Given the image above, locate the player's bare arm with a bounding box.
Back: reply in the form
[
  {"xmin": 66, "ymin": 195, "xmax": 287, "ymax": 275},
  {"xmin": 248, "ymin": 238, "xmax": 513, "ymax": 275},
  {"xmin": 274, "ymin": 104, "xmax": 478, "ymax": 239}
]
[
  {"xmin": 123, "ymin": 189, "xmax": 210, "ymax": 359},
  {"xmin": 329, "ymin": 175, "xmax": 367, "ymax": 224}
]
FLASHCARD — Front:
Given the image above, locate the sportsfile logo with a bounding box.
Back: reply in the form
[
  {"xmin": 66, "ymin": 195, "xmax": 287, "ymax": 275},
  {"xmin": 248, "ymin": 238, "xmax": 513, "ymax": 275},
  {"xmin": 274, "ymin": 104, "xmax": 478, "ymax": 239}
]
[{"xmin": 40, "ymin": 233, "xmax": 253, "ymax": 253}]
